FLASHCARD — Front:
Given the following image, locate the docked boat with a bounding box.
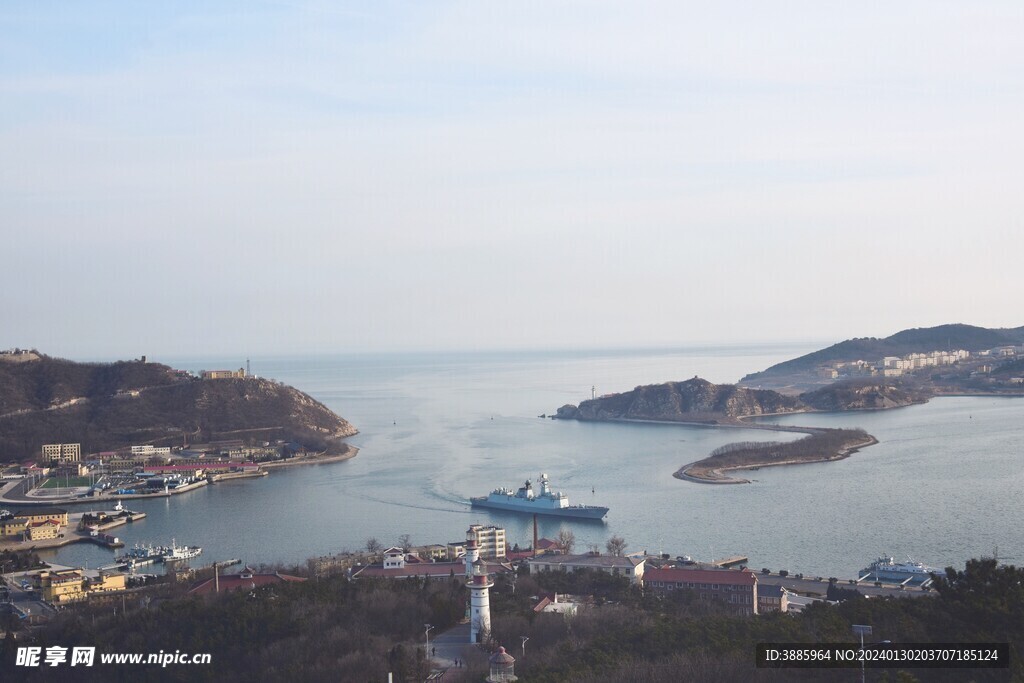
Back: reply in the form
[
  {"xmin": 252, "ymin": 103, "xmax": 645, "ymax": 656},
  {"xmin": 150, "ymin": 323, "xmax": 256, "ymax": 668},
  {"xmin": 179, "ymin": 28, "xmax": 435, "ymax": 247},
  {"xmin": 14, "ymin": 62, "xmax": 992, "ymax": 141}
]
[
  {"xmin": 159, "ymin": 539, "xmax": 202, "ymax": 562},
  {"xmin": 863, "ymin": 556, "xmax": 939, "ymax": 581},
  {"xmin": 471, "ymin": 473, "xmax": 609, "ymax": 519},
  {"xmin": 115, "ymin": 543, "xmax": 162, "ymax": 567}
]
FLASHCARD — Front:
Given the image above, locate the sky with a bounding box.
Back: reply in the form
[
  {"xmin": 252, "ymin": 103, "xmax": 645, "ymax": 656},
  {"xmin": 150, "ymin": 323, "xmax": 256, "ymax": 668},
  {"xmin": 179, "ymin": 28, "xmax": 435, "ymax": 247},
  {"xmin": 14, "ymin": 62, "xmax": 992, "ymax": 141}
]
[{"xmin": 2, "ymin": 1, "xmax": 1022, "ymax": 359}]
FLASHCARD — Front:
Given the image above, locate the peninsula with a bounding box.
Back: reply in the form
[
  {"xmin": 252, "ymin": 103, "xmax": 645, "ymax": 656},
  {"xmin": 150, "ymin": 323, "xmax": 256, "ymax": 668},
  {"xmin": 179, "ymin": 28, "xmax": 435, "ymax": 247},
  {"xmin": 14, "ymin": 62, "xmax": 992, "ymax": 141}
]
[{"xmin": 0, "ymin": 352, "xmax": 357, "ymax": 464}]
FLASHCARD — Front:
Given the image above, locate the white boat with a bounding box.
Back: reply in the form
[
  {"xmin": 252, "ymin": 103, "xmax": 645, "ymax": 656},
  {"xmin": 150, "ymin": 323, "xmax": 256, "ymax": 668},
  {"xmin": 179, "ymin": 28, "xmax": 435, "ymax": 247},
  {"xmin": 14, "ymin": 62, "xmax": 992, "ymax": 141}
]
[
  {"xmin": 863, "ymin": 556, "xmax": 938, "ymax": 581},
  {"xmin": 158, "ymin": 539, "xmax": 203, "ymax": 562}
]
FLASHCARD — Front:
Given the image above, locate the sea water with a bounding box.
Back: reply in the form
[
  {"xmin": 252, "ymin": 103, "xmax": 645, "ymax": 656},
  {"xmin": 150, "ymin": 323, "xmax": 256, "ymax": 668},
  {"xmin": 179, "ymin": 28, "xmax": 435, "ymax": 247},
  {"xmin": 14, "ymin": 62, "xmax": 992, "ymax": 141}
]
[{"xmin": 42, "ymin": 344, "xmax": 1024, "ymax": 579}]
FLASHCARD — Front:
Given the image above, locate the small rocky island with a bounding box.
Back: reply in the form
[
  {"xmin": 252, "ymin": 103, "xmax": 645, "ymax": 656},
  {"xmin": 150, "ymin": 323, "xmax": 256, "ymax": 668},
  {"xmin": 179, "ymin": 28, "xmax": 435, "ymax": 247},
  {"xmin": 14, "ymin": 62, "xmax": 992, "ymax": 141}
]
[
  {"xmin": 674, "ymin": 429, "xmax": 878, "ymax": 484},
  {"xmin": 0, "ymin": 352, "xmax": 356, "ymax": 462}
]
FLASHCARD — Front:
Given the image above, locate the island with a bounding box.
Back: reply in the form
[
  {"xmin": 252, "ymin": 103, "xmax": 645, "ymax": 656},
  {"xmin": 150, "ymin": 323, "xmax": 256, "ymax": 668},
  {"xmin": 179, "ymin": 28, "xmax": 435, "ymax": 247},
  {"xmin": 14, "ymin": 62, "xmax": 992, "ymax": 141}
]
[
  {"xmin": 674, "ymin": 428, "xmax": 878, "ymax": 484},
  {"xmin": 554, "ymin": 323, "xmax": 1024, "ymax": 483}
]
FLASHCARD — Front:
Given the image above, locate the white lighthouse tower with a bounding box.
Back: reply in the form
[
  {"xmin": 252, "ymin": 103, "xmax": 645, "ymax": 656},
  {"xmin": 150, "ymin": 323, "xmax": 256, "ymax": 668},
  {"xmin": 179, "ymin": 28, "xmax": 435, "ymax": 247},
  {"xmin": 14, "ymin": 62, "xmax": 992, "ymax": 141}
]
[
  {"xmin": 465, "ymin": 537, "xmax": 480, "ymax": 579},
  {"xmin": 468, "ymin": 558, "xmax": 493, "ymax": 643}
]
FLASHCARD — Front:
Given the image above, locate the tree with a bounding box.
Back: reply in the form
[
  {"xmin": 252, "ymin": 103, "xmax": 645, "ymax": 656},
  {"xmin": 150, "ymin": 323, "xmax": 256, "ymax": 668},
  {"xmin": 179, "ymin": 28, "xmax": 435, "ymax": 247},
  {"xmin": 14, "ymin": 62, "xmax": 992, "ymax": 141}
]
[
  {"xmin": 605, "ymin": 535, "xmax": 627, "ymax": 557},
  {"xmin": 398, "ymin": 534, "xmax": 412, "ymax": 552},
  {"xmin": 365, "ymin": 537, "xmax": 382, "ymax": 554},
  {"xmin": 556, "ymin": 529, "xmax": 576, "ymax": 555}
]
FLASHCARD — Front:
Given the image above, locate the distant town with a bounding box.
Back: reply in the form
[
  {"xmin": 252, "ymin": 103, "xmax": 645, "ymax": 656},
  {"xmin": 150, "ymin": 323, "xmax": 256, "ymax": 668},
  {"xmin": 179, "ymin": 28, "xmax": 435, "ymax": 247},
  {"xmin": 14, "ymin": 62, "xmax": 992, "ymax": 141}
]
[{"xmin": 812, "ymin": 345, "xmax": 1023, "ymax": 383}]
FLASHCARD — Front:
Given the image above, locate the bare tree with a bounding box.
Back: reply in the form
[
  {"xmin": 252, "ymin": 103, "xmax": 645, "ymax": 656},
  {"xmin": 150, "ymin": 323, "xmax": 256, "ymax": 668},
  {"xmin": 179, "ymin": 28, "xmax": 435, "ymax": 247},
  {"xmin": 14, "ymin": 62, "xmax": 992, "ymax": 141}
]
[
  {"xmin": 398, "ymin": 534, "xmax": 412, "ymax": 552},
  {"xmin": 365, "ymin": 537, "xmax": 382, "ymax": 554},
  {"xmin": 555, "ymin": 529, "xmax": 576, "ymax": 554},
  {"xmin": 605, "ymin": 535, "xmax": 627, "ymax": 557}
]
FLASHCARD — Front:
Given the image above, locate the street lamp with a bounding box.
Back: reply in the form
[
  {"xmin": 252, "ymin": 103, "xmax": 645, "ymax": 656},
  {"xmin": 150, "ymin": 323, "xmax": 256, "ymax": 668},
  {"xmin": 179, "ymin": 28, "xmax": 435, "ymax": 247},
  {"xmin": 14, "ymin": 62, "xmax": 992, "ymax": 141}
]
[
  {"xmin": 852, "ymin": 624, "xmax": 872, "ymax": 683},
  {"xmin": 424, "ymin": 624, "xmax": 434, "ymax": 659},
  {"xmin": 520, "ymin": 636, "xmax": 529, "ymax": 659}
]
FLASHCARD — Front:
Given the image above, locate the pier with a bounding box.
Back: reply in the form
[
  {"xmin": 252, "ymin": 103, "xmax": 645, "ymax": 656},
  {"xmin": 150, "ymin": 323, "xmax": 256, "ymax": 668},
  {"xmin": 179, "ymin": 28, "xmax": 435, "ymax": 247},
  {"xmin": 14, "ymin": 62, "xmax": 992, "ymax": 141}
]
[{"xmin": 712, "ymin": 556, "xmax": 748, "ymax": 568}]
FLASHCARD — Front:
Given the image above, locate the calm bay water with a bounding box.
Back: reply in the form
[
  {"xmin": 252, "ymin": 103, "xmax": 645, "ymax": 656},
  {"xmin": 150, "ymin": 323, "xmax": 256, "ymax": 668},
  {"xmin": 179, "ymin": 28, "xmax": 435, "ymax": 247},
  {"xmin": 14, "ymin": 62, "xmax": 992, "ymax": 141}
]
[{"xmin": 44, "ymin": 344, "xmax": 1024, "ymax": 579}]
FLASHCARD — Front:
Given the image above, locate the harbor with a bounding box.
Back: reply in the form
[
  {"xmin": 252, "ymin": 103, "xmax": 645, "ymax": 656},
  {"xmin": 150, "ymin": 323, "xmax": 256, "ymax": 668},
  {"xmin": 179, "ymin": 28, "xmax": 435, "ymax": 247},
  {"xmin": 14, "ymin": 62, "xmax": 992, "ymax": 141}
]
[
  {"xmin": 0, "ymin": 504, "xmax": 147, "ymax": 552},
  {"xmin": 99, "ymin": 538, "xmax": 203, "ymax": 572}
]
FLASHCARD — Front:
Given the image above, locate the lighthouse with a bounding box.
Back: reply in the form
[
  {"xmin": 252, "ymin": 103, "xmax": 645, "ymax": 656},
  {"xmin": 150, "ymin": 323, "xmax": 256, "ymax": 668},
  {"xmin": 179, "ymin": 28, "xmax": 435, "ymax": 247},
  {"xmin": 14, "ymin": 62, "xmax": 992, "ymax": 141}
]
[
  {"xmin": 468, "ymin": 558, "xmax": 494, "ymax": 643},
  {"xmin": 465, "ymin": 537, "xmax": 480, "ymax": 579}
]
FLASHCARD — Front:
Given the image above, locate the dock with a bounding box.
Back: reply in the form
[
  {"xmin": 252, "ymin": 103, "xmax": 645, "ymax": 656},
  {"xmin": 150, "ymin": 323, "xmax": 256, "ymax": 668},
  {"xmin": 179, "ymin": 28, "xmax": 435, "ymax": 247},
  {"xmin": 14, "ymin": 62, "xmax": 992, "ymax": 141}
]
[{"xmin": 712, "ymin": 556, "xmax": 748, "ymax": 568}]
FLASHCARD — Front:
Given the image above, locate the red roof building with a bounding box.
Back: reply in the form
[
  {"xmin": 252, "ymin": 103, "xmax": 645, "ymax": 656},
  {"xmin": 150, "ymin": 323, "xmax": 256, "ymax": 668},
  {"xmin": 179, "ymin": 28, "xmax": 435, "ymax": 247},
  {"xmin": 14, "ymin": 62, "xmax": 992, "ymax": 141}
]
[
  {"xmin": 189, "ymin": 567, "xmax": 306, "ymax": 596},
  {"xmin": 535, "ymin": 538, "xmax": 563, "ymax": 553},
  {"xmin": 644, "ymin": 566, "xmax": 758, "ymax": 615}
]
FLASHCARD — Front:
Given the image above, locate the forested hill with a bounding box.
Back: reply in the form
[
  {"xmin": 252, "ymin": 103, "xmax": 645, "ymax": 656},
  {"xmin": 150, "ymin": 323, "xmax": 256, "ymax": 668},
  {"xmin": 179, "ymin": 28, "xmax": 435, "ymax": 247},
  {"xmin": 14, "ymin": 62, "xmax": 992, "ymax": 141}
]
[
  {"xmin": 0, "ymin": 354, "xmax": 357, "ymax": 461},
  {"xmin": 742, "ymin": 323, "xmax": 1024, "ymax": 383}
]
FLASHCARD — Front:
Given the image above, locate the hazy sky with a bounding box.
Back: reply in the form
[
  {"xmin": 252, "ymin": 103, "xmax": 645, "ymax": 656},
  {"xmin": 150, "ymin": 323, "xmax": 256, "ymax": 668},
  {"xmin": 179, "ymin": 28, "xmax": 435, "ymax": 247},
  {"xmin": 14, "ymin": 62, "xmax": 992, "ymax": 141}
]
[{"xmin": 3, "ymin": 2, "xmax": 1022, "ymax": 359}]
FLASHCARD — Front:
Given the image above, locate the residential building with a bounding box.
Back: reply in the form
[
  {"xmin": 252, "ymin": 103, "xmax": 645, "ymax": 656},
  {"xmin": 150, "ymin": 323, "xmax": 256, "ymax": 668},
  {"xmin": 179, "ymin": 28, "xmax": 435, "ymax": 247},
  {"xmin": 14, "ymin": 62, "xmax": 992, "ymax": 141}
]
[
  {"xmin": 414, "ymin": 544, "xmax": 449, "ymax": 561},
  {"xmin": 42, "ymin": 443, "xmax": 81, "ymax": 463},
  {"xmin": 535, "ymin": 538, "xmax": 565, "ymax": 555},
  {"xmin": 200, "ymin": 368, "xmax": 246, "ymax": 379},
  {"xmin": 533, "ymin": 592, "xmax": 582, "ymax": 617},
  {"xmin": 643, "ymin": 566, "xmax": 758, "ymax": 615},
  {"xmin": 27, "ymin": 519, "xmax": 61, "ymax": 540},
  {"xmin": 758, "ymin": 584, "xmax": 790, "ymax": 613},
  {"xmin": 527, "ymin": 552, "xmax": 645, "ymax": 584},
  {"xmin": 0, "ymin": 517, "xmax": 28, "ymax": 537},
  {"xmin": 38, "ymin": 569, "xmax": 127, "ymax": 603},
  {"xmin": 90, "ymin": 572, "xmax": 127, "ymax": 594},
  {"xmin": 382, "ymin": 547, "xmax": 406, "ymax": 568},
  {"xmin": 12, "ymin": 507, "xmax": 68, "ymax": 526},
  {"xmin": 131, "ymin": 445, "xmax": 172, "ymax": 457},
  {"xmin": 38, "ymin": 569, "xmax": 85, "ymax": 603},
  {"xmin": 467, "ymin": 524, "xmax": 507, "ymax": 559}
]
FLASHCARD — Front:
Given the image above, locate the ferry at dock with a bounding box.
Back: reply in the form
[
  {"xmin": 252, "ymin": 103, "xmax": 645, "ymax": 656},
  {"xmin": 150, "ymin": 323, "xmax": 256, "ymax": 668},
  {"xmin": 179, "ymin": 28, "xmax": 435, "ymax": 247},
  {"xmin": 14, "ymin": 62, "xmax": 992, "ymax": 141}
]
[
  {"xmin": 471, "ymin": 473, "xmax": 609, "ymax": 519},
  {"xmin": 862, "ymin": 556, "xmax": 939, "ymax": 582}
]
